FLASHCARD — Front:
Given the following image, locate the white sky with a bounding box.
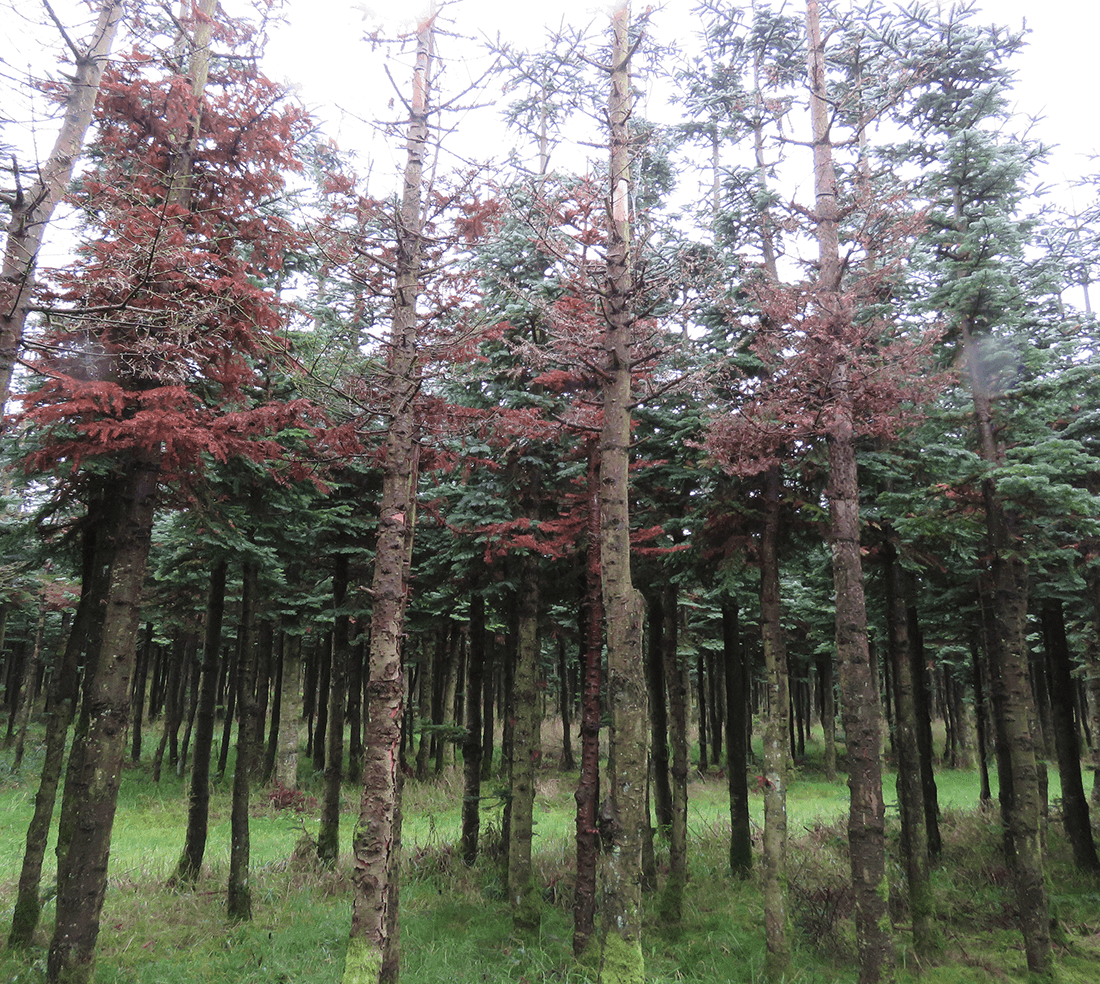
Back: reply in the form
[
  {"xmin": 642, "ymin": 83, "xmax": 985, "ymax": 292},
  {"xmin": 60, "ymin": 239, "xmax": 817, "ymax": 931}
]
[
  {"xmin": 2, "ymin": 0, "xmax": 1096, "ymax": 262},
  {"xmin": 263, "ymin": 0, "xmax": 1099, "ymax": 199}
]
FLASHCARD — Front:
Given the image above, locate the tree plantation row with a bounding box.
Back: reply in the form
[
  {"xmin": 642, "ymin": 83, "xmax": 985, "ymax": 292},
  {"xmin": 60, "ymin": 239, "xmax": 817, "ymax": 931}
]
[{"xmin": 1, "ymin": 0, "xmax": 1098, "ymax": 983}]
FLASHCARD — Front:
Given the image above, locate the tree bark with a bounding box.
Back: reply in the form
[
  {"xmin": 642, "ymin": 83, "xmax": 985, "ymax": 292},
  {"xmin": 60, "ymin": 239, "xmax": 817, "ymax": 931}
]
[
  {"xmin": 962, "ymin": 308, "xmax": 1052, "ymax": 976},
  {"xmin": 659, "ymin": 583, "xmax": 689, "ymax": 929},
  {"xmin": 596, "ymin": 9, "xmax": 647, "ymax": 980},
  {"xmin": 461, "ymin": 591, "xmax": 486, "ymax": 865},
  {"xmin": 173, "ymin": 559, "xmax": 227, "ymax": 885},
  {"xmin": 723, "ymin": 604, "xmax": 752, "ymax": 877},
  {"xmin": 0, "ymin": 0, "xmax": 125, "ymax": 412},
  {"xmin": 508, "ymin": 559, "xmax": 542, "ymax": 938},
  {"xmin": 9, "ymin": 530, "xmax": 102, "ymax": 949},
  {"xmin": 11, "ymin": 593, "xmax": 46, "ymax": 770},
  {"xmin": 345, "ymin": 11, "xmax": 432, "ymax": 980},
  {"xmin": 319, "ymin": 554, "xmax": 350, "ymax": 866},
  {"xmin": 760, "ymin": 462, "xmax": 791, "ymax": 980},
  {"xmin": 573, "ymin": 440, "xmax": 603, "ymax": 959},
  {"xmin": 806, "ymin": 4, "xmax": 891, "ymax": 978},
  {"xmin": 276, "ymin": 632, "xmax": 301, "ymax": 788},
  {"xmin": 558, "ymin": 634, "xmax": 575, "ymax": 771},
  {"xmin": 884, "ymin": 538, "xmax": 936, "ymax": 959},
  {"xmin": 1041, "ymin": 598, "xmax": 1099, "ymax": 871},
  {"xmin": 227, "ymin": 560, "xmax": 260, "ymax": 921},
  {"xmin": 48, "ymin": 457, "xmax": 158, "ymax": 984},
  {"xmin": 647, "ymin": 591, "xmax": 673, "ymax": 831}
]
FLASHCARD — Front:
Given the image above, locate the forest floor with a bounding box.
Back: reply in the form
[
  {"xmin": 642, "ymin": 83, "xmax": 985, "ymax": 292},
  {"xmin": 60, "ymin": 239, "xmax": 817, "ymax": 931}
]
[{"xmin": 2, "ymin": 725, "xmax": 1100, "ymax": 983}]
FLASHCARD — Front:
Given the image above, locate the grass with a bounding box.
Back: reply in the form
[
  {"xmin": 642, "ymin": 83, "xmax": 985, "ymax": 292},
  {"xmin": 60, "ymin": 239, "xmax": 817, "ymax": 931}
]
[{"xmin": 1, "ymin": 723, "xmax": 1099, "ymax": 983}]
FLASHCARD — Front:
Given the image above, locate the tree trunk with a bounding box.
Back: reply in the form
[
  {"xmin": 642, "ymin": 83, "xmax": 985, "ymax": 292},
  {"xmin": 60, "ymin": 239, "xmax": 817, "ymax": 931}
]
[
  {"xmin": 760, "ymin": 462, "xmax": 791, "ymax": 980},
  {"xmin": 480, "ymin": 629, "xmax": 496, "ymax": 783},
  {"xmin": 884, "ymin": 538, "xmax": 937, "ymax": 960},
  {"xmin": 461, "ymin": 592, "xmax": 486, "ymax": 865},
  {"xmin": 558, "ymin": 634, "xmax": 575, "ymax": 771},
  {"xmin": 276, "ymin": 632, "xmax": 301, "ymax": 788},
  {"xmin": 805, "ymin": 3, "xmax": 892, "ymax": 977},
  {"xmin": 127, "ymin": 623, "xmax": 152, "ymax": 762},
  {"xmin": 9, "ymin": 532, "xmax": 102, "ymax": 949},
  {"xmin": 647, "ymin": 591, "xmax": 673, "ymax": 831},
  {"xmin": 151, "ymin": 632, "xmax": 187, "ymax": 781},
  {"xmin": 573, "ymin": 440, "xmax": 603, "ymax": 959},
  {"xmin": 227, "ymin": 560, "xmax": 260, "ymax": 921},
  {"xmin": 696, "ymin": 650, "xmax": 709, "ymax": 772},
  {"xmin": 962, "ymin": 306, "xmax": 1052, "ymax": 975},
  {"xmin": 596, "ymin": 9, "xmax": 647, "ymax": 980},
  {"xmin": 11, "ymin": 593, "xmax": 46, "ymax": 770},
  {"xmin": 707, "ymin": 647, "xmax": 723, "ymax": 767},
  {"xmin": 174, "ymin": 559, "xmax": 227, "ymax": 884},
  {"xmin": 818, "ymin": 651, "xmax": 837, "ymax": 781},
  {"xmin": 723, "ymin": 604, "xmax": 752, "ymax": 877},
  {"xmin": 508, "ymin": 560, "xmax": 542, "ymax": 938},
  {"xmin": 347, "ymin": 633, "xmax": 365, "ymax": 782},
  {"xmin": 217, "ymin": 641, "xmax": 238, "ymax": 779},
  {"xmin": 313, "ymin": 631, "xmax": 332, "ymax": 774},
  {"xmin": 319, "ymin": 554, "xmax": 350, "ymax": 866},
  {"xmin": 1041, "ymin": 598, "xmax": 1099, "ymax": 871},
  {"xmin": 345, "ymin": 12, "xmax": 432, "ymax": 980},
  {"xmin": 0, "ymin": 0, "xmax": 125, "ymax": 411},
  {"xmin": 263, "ymin": 631, "xmax": 283, "ymax": 783},
  {"xmin": 971, "ymin": 624, "xmax": 993, "ymax": 804},
  {"xmin": 659, "ymin": 582, "xmax": 689, "ymax": 929},
  {"xmin": 48, "ymin": 457, "xmax": 158, "ymax": 984}
]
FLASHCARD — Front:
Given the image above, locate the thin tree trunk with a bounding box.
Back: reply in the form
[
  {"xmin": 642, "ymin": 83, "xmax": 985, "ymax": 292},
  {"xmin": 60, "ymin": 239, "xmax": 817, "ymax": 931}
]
[
  {"xmin": 173, "ymin": 559, "xmax": 227, "ymax": 884},
  {"xmin": 9, "ymin": 537, "xmax": 101, "ymax": 949},
  {"xmin": 760, "ymin": 462, "xmax": 791, "ymax": 980},
  {"xmin": 508, "ymin": 560, "xmax": 542, "ymax": 938},
  {"xmin": 345, "ymin": 11, "xmax": 432, "ymax": 979},
  {"xmin": 707, "ymin": 646, "xmax": 722, "ymax": 766},
  {"xmin": 723, "ymin": 604, "xmax": 752, "ymax": 877},
  {"xmin": 480, "ymin": 630, "xmax": 496, "ymax": 783},
  {"xmin": 461, "ymin": 592, "xmax": 486, "ymax": 865},
  {"xmin": 963, "ymin": 307, "xmax": 1051, "ymax": 975},
  {"xmin": 152, "ymin": 632, "xmax": 186, "ymax": 781},
  {"xmin": 884, "ymin": 538, "xmax": 936, "ymax": 960},
  {"xmin": 48, "ymin": 457, "xmax": 158, "ymax": 984},
  {"xmin": 263, "ymin": 631, "xmax": 283, "ymax": 783},
  {"xmin": 276, "ymin": 632, "xmax": 301, "ymax": 788},
  {"xmin": 313, "ymin": 631, "xmax": 332, "ymax": 774},
  {"xmin": 227, "ymin": 559, "xmax": 260, "ymax": 920},
  {"xmin": 596, "ymin": 9, "xmax": 647, "ymax": 980},
  {"xmin": 415, "ymin": 642, "xmax": 433, "ymax": 779},
  {"xmin": 347, "ymin": 633, "xmax": 365, "ymax": 782},
  {"xmin": 697, "ymin": 651, "xmax": 709, "ymax": 772},
  {"xmin": 1041, "ymin": 598, "xmax": 1099, "ymax": 871},
  {"xmin": 806, "ymin": 4, "xmax": 891, "ymax": 977},
  {"xmin": 11, "ymin": 593, "xmax": 46, "ymax": 770},
  {"xmin": 129, "ymin": 622, "xmax": 153, "ymax": 762},
  {"xmin": 573, "ymin": 440, "xmax": 602, "ymax": 958},
  {"xmin": 217, "ymin": 642, "xmax": 238, "ymax": 779},
  {"xmin": 971, "ymin": 624, "xmax": 993, "ymax": 805},
  {"xmin": 0, "ymin": 0, "xmax": 125, "ymax": 411},
  {"xmin": 319, "ymin": 554, "xmax": 350, "ymax": 866},
  {"xmin": 647, "ymin": 591, "xmax": 673, "ymax": 831},
  {"xmin": 178, "ymin": 638, "xmax": 202, "ymax": 776},
  {"xmin": 659, "ymin": 583, "xmax": 689, "ymax": 929},
  {"xmin": 558, "ymin": 634, "xmax": 575, "ymax": 771}
]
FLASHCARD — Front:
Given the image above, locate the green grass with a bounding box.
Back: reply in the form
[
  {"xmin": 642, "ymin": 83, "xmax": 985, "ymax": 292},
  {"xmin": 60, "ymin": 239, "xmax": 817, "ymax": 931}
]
[{"xmin": 2, "ymin": 723, "xmax": 1100, "ymax": 983}]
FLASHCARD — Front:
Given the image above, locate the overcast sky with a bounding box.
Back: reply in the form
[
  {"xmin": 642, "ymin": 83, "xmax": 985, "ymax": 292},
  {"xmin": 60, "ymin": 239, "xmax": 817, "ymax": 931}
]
[{"xmin": 263, "ymin": 0, "xmax": 1097, "ymax": 203}]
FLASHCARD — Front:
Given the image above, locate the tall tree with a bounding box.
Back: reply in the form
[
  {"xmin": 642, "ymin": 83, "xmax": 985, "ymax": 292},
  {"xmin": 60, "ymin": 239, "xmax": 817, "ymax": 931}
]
[
  {"xmin": 344, "ymin": 7, "xmax": 434, "ymax": 982},
  {"xmin": 19, "ymin": 2, "xmax": 313, "ymax": 974},
  {"xmin": 594, "ymin": 5, "xmax": 647, "ymax": 980}
]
